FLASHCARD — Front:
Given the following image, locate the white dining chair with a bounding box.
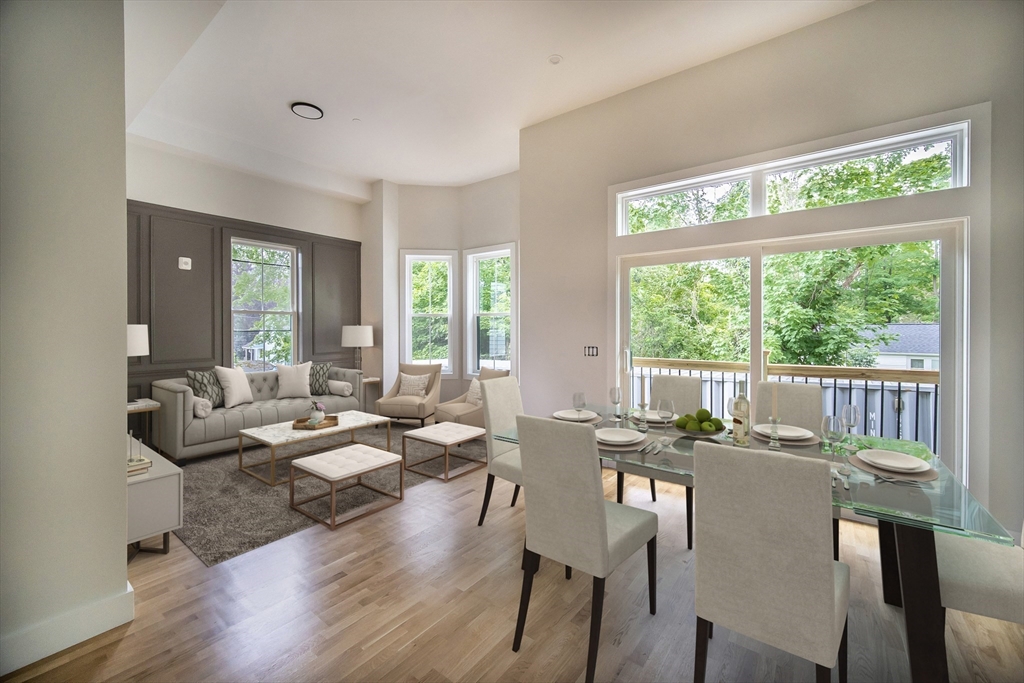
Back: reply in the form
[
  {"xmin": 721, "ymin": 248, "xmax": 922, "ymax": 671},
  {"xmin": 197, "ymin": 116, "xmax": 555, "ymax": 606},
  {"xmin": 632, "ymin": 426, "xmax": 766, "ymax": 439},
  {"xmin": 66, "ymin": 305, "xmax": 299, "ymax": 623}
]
[
  {"xmin": 693, "ymin": 441, "xmax": 849, "ymax": 683},
  {"xmin": 513, "ymin": 415, "xmax": 658, "ymax": 683},
  {"xmin": 477, "ymin": 376, "xmax": 524, "ymax": 525},
  {"xmin": 935, "ymin": 520, "xmax": 1024, "ymax": 625},
  {"xmin": 618, "ymin": 374, "xmax": 702, "ymax": 504},
  {"xmin": 753, "ymin": 380, "xmax": 824, "ymax": 434}
]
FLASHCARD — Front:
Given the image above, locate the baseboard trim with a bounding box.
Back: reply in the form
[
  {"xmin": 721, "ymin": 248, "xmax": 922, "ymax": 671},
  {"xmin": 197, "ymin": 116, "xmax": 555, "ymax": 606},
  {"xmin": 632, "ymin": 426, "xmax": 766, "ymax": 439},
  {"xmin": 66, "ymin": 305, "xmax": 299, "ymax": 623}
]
[{"xmin": 0, "ymin": 581, "xmax": 134, "ymax": 676}]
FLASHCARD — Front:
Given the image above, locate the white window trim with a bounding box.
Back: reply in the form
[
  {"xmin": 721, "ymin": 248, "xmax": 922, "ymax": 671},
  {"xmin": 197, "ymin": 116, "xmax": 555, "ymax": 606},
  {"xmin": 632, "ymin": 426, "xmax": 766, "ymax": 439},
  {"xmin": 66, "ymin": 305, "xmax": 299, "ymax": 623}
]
[
  {"xmin": 464, "ymin": 243, "xmax": 518, "ymax": 378},
  {"xmin": 614, "ymin": 120, "xmax": 969, "ymax": 236},
  {"xmin": 606, "ymin": 102, "xmax": 992, "ymax": 492},
  {"xmin": 400, "ymin": 249, "xmax": 458, "ymax": 377},
  {"xmin": 229, "ymin": 237, "xmax": 298, "ymax": 370}
]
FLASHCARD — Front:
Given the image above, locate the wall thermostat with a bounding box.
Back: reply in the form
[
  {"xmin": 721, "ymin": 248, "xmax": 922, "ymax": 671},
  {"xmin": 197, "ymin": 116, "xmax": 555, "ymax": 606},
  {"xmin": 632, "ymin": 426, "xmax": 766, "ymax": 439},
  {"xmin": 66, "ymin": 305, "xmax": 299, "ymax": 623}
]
[{"xmin": 178, "ymin": 257, "xmax": 192, "ymax": 271}]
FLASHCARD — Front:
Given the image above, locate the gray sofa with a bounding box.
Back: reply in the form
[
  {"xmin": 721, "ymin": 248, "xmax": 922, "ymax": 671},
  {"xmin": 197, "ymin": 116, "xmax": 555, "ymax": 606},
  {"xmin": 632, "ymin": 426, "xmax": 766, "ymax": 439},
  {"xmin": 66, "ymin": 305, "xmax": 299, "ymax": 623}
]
[{"xmin": 152, "ymin": 367, "xmax": 363, "ymax": 461}]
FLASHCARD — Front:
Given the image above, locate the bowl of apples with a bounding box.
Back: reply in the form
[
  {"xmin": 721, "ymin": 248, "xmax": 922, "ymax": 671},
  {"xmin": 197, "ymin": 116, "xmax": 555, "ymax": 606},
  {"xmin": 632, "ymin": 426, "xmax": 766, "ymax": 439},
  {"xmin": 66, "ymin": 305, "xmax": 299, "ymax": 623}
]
[{"xmin": 675, "ymin": 408, "xmax": 727, "ymax": 439}]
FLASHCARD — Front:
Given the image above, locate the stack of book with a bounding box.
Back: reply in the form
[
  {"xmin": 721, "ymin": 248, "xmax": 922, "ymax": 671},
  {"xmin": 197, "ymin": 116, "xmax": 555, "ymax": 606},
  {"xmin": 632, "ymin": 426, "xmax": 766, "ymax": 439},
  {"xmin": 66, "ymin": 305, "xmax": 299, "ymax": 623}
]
[{"xmin": 127, "ymin": 456, "xmax": 152, "ymax": 478}]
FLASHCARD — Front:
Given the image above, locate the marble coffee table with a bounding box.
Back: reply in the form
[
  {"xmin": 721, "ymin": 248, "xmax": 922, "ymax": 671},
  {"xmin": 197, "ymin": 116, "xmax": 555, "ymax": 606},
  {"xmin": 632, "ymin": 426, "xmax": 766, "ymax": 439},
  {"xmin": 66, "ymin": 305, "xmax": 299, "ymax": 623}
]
[{"xmin": 238, "ymin": 410, "xmax": 390, "ymax": 486}]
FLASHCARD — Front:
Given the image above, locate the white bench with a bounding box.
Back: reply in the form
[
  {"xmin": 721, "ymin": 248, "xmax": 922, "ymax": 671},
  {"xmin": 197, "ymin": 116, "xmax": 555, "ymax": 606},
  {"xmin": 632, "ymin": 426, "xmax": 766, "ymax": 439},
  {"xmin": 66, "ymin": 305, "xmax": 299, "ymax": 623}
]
[
  {"xmin": 289, "ymin": 444, "xmax": 403, "ymax": 530},
  {"xmin": 402, "ymin": 422, "xmax": 487, "ymax": 482}
]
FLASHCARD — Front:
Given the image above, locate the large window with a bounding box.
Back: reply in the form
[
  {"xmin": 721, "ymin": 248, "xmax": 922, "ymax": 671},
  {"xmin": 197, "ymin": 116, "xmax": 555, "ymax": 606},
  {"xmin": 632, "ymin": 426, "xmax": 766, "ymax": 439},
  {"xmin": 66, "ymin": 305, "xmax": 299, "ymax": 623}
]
[
  {"xmin": 466, "ymin": 244, "xmax": 515, "ymax": 375},
  {"xmin": 401, "ymin": 251, "xmax": 456, "ymax": 374},
  {"xmin": 617, "ymin": 121, "xmax": 967, "ymax": 236},
  {"xmin": 231, "ymin": 239, "xmax": 297, "ymax": 372}
]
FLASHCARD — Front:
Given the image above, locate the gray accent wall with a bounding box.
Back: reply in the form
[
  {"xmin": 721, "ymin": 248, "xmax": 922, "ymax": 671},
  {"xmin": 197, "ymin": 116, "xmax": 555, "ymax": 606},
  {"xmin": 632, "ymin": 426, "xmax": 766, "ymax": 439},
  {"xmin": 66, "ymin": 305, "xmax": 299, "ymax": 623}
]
[{"xmin": 127, "ymin": 200, "xmax": 361, "ymax": 412}]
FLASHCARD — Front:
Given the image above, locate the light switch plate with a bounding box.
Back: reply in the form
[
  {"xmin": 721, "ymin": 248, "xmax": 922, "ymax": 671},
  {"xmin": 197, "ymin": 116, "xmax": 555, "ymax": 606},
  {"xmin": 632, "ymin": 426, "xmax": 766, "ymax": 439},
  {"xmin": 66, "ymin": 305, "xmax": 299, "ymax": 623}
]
[{"xmin": 178, "ymin": 257, "xmax": 192, "ymax": 270}]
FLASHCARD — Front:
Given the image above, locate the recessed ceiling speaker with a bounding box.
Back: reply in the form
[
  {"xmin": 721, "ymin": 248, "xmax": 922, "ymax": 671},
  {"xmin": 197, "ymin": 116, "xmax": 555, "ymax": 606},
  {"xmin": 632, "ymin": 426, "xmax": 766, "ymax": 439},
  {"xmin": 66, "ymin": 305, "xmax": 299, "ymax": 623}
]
[{"xmin": 291, "ymin": 102, "xmax": 324, "ymax": 120}]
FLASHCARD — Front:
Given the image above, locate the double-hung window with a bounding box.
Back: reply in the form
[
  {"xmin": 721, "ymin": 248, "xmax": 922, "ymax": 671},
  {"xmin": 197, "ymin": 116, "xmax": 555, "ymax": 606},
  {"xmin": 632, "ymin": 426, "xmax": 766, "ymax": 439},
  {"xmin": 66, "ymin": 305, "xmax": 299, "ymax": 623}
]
[
  {"xmin": 230, "ymin": 239, "xmax": 297, "ymax": 372},
  {"xmin": 401, "ymin": 250, "xmax": 456, "ymax": 374},
  {"xmin": 465, "ymin": 244, "xmax": 515, "ymax": 375}
]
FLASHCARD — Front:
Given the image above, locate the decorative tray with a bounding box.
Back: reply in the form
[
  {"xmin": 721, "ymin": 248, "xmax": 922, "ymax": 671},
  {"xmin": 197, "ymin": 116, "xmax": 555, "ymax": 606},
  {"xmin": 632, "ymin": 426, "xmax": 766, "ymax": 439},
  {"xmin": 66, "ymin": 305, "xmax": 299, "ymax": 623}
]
[{"xmin": 293, "ymin": 415, "xmax": 339, "ymax": 430}]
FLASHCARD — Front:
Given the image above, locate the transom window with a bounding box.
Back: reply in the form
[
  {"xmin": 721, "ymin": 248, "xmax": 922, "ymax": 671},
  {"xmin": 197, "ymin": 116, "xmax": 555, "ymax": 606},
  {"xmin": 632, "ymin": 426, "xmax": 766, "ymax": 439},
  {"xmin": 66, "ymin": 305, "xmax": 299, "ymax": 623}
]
[
  {"xmin": 230, "ymin": 239, "xmax": 297, "ymax": 372},
  {"xmin": 618, "ymin": 122, "xmax": 968, "ymax": 236}
]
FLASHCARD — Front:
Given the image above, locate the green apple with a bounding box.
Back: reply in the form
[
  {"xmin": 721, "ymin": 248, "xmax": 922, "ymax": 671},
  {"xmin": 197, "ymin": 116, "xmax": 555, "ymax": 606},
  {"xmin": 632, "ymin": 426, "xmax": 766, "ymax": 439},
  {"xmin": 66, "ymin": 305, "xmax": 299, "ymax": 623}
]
[
  {"xmin": 686, "ymin": 420, "xmax": 701, "ymax": 432},
  {"xmin": 710, "ymin": 417, "xmax": 724, "ymax": 430},
  {"xmin": 675, "ymin": 416, "xmax": 688, "ymax": 429},
  {"xmin": 701, "ymin": 421, "xmax": 716, "ymax": 432},
  {"xmin": 682, "ymin": 413, "xmax": 697, "ymax": 424},
  {"xmin": 695, "ymin": 408, "xmax": 712, "ymax": 423}
]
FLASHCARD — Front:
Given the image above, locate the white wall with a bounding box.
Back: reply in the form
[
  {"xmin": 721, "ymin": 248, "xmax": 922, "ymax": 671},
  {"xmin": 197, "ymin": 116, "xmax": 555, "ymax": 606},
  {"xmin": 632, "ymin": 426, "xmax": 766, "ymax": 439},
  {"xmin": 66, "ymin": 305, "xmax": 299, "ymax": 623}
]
[
  {"xmin": 127, "ymin": 141, "xmax": 362, "ymax": 241},
  {"xmin": 519, "ymin": 1, "xmax": 1023, "ymax": 533},
  {"xmin": 461, "ymin": 172, "xmax": 520, "ymax": 250},
  {"xmin": 0, "ymin": 0, "xmax": 134, "ymax": 674}
]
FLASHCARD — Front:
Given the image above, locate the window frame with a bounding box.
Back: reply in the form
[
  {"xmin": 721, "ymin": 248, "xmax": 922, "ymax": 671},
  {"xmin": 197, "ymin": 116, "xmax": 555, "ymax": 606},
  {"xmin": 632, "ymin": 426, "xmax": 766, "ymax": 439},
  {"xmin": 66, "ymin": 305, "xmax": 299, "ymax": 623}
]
[
  {"xmin": 229, "ymin": 237, "xmax": 299, "ymax": 372},
  {"xmin": 615, "ymin": 121, "xmax": 969, "ymax": 236},
  {"xmin": 400, "ymin": 249, "xmax": 458, "ymax": 377},
  {"xmin": 464, "ymin": 243, "xmax": 517, "ymax": 378}
]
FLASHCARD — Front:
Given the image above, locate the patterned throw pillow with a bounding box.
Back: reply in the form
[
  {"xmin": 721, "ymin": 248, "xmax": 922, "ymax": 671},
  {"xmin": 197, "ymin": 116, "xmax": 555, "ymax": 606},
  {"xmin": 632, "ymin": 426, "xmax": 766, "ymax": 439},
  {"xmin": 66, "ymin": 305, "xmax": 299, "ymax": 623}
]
[
  {"xmin": 397, "ymin": 372, "xmax": 429, "ymax": 397},
  {"xmin": 310, "ymin": 362, "xmax": 332, "ymax": 395},
  {"xmin": 186, "ymin": 369, "xmax": 224, "ymax": 408}
]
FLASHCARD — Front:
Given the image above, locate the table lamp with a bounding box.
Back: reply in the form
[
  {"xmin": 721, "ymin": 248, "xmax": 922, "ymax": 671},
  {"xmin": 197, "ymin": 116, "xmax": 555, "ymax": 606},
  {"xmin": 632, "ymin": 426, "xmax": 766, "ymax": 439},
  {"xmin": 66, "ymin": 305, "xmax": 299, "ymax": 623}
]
[
  {"xmin": 341, "ymin": 325, "xmax": 373, "ymax": 370},
  {"xmin": 128, "ymin": 324, "xmax": 149, "ymax": 358}
]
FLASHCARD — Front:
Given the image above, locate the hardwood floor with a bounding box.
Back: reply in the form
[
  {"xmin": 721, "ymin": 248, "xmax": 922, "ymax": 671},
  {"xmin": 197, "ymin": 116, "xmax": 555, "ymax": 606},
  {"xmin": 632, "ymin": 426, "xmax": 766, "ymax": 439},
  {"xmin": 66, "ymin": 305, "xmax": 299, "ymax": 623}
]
[{"xmin": 5, "ymin": 468, "xmax": 1022, "ymax": 682}]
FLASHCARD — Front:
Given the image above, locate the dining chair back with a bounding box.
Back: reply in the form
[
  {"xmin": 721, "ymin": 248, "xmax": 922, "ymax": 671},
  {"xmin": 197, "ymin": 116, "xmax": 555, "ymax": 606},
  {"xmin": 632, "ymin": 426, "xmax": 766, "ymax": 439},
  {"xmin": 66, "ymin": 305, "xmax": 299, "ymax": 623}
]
[
  {"xmin": 693, "ymin": 441, "xmax": 848, "ymax": 680},
  {"xmin": 476, "ymin": 376, "xmax": 525, "ymax": 525},
  {"xmin": 516, "ymin": 415, "xmax": 609, "ymax": 577},
  {"xmin": 651, "ymin": 374, "xmax": 702, "ymax": 415},
  {"xmin": 480, "ymin": 376, "xmax": 523, "ymax": 465},
  {"xmin": 754, "ymin": 381, "xmax": 824, "ymax": 434}
]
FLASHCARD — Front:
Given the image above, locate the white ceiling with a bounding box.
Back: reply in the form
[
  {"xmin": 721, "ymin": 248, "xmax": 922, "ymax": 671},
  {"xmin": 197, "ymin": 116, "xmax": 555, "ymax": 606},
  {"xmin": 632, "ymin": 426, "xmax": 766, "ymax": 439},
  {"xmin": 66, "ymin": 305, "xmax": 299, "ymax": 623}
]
[{"xmin": 125, "ymin": 0, "xmax": 869, "ymax": 202}]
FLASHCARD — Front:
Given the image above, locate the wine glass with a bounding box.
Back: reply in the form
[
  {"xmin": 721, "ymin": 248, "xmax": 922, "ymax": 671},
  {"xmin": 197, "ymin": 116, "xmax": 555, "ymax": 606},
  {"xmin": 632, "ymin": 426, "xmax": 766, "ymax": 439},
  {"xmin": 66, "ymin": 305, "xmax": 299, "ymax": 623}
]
[
  {"xmin": 841, "ymin": 403, "xmax": 861, "ymax": 446},
  {"xmin": 609, "ymin": 387, "xmax": 622, "ymax": 420},
  {"xmin": 573, "ymin": 392, "xmax": 586, "ymax": 422},
  {"xmin": 657, "ymin": 399, "xmax": 674, "ymax": 434},
  {"xmin": 823, "ymin": 415, "xmax": 845, "ymax": 471}
]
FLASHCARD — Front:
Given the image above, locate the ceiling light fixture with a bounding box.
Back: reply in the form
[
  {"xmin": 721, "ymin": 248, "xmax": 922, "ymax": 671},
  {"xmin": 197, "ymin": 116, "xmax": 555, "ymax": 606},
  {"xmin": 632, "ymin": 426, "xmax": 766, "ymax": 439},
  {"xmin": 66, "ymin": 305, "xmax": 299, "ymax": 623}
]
[
  {"xmin": 291, "ymin": 102, "xmax": 323, "ymax": 120},
  {"xmin": 548, "ymin": 54, "xmax": 562, "ymax": 65}
]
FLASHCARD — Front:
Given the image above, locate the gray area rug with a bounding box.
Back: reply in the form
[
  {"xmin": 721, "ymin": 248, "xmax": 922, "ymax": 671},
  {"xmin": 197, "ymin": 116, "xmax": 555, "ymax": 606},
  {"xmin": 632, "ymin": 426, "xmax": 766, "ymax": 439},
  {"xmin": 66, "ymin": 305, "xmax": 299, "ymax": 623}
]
[{"xmin": 173, "ymin": 423, "xmax": 487, "ymax": 566}]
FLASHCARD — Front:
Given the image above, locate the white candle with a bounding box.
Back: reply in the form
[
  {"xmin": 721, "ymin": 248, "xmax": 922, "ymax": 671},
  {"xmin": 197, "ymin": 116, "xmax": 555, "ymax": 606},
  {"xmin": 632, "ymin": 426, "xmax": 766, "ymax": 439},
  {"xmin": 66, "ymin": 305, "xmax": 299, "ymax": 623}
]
[{"xmin": 772, "ymin": 383, "xmax": 778, "ymax": 419}]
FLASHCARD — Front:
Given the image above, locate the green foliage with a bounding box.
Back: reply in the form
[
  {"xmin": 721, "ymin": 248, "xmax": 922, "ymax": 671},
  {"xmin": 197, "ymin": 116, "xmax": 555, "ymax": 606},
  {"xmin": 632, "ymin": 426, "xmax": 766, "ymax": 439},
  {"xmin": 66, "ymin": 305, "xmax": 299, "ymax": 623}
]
[
  {"xmin": 768, "ymin": 143, "xmax": 952, "ymax": 214},
  {"xmin": 410, "ymin": 260, "xmax": 451, "ymax": 363},
  {"xmin": 231, "ymin": 244, "xmax": 294, "ymax": 369},
  {"xmin": 630, "ymin": 259, "xmax": 750, "ymax": 362},
  {"xmin": 628, "ymin": 180, "xmax": 749, "ymax": 234}
]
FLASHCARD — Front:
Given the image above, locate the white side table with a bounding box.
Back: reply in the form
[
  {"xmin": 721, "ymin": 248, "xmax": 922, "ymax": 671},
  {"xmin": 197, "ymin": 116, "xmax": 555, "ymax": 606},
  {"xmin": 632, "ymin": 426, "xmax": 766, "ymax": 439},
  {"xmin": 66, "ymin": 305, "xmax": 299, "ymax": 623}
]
[
  {"xmin": 363, "ymin": 377, "xmax": 381, "ymax": 413},
  {"xmin": 127, "ymin": 436, "xmax": 182, "ymax": 562}
]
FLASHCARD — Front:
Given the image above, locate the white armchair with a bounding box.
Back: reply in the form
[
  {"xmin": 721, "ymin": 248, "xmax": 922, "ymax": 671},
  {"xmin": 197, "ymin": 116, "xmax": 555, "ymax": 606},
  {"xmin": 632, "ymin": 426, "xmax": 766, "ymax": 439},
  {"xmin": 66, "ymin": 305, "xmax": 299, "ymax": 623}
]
[
  {"xmin": 376, "ymin": 363, "xmax": 442, "ymax": 428},
  {"xmin": 436, "ymin": 367, "xmax": 509, "ymax": 427}
]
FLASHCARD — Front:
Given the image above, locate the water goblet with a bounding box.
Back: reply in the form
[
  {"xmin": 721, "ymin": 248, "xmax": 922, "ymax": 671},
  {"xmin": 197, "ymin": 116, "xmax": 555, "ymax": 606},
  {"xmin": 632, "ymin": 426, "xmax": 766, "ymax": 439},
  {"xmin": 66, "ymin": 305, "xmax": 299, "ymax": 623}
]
[
  {"xmin": 573, "ymin": 392, "xmax": 586, "ymax": 422},
  {"xmin": 841, "ymin": 403, "xmax": 861, "ymax": 446},
  {"xmin": 609, "ymin": 387, "xmax": 622, "ymax": 420},
  {"xmin": 657, "ymin": 399, "xmax": 674, "ymax": 434},
  {"xmin": 768, "ymin": 416, "xmax": 782, "ymax": 451},
  {"xmin": 637, "ymin": 402, "xmax": 649, "ymax": 433},
  {"xmin": 823, "ymin": 415, "xmax": 845, "ymax": 473}
]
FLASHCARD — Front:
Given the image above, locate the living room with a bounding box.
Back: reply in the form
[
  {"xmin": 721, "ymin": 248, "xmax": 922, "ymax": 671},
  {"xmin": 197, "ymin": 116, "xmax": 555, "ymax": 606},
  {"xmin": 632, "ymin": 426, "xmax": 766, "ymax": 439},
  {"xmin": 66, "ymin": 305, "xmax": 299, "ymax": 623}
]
[{"xmin": 1, "ymin": 1, "xmax": 1022, "ymax": 682}]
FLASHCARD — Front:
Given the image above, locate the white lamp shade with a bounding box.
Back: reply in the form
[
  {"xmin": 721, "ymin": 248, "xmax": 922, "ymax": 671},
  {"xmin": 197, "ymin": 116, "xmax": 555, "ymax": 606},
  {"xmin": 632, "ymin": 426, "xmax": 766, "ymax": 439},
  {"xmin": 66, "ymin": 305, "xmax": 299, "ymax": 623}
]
[
  {"xmin": 127, "ymin": 324, "xmax": 150, "ymax": 357},
  {"xmin": 341, "ymin": 325, "xmax": 374, "ymax": 348}
]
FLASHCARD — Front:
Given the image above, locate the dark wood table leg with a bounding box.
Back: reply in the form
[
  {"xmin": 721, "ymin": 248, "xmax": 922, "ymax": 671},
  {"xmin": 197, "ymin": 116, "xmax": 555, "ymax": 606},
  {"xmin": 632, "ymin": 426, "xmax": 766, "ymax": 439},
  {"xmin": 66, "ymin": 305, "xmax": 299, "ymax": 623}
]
[
  {"xmin": 616, "ymin": 471, "xmax": 624, "ymax": 503},
  {"xmin": 685, "ymin": 485, "xmax": 693, "ymax": 550},
  {"xmin": 894, "ymin": 524, "xmax": 948, "ymax": 683},
  {"xmin": 878, "ymin": 520, "xmax": 903, "ymax": 607}
]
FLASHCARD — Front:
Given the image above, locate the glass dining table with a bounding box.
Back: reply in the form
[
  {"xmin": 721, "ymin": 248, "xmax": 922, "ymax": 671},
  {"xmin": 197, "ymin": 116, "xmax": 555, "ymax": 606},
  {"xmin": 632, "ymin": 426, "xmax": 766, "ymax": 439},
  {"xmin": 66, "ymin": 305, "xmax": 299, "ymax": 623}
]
[{"xmin": 494, "ymin": 405, "xmax": 1013, "ymax": 683}]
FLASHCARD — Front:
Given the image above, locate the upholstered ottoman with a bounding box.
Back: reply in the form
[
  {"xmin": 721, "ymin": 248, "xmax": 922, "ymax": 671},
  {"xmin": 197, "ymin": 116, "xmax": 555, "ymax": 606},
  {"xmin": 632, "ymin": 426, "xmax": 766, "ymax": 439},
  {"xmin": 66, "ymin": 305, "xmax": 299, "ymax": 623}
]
[
  {"xmin": 402, "ymin": 422, "xmax": 486, "ymax": 482},
  {"xmin": 289, "ymin": 444, "xmax": 403, "ymax": 530}
]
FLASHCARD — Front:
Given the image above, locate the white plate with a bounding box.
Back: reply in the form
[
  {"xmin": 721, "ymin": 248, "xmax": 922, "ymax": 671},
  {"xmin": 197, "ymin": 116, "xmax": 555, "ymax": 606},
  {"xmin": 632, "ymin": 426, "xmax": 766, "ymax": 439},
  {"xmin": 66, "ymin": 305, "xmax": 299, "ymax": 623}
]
[
  {"xmin": 553, "ymin": 409, "xmax": 598, "ymax": 422},
  {"xmin": 595, "ymin": 428, "xmax": 645, "ymax": 445},
  {"xmin": 857, "ymin": 449, "xmax": 930, "ymax": 473},
  {"xmin": 752, "ymin": 423, "xmax": 814, "ymax": 440},
  {"xmin": 641, "ymin": 410, "xmax": 679, "ymax": 423}
]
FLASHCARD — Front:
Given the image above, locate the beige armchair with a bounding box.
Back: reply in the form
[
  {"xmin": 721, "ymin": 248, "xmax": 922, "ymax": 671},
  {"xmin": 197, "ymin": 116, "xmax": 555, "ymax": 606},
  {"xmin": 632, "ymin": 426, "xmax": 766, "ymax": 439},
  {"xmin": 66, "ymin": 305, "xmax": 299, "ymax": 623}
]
[
  {"xmin": 436, "ymin": 367, "xmax": 510, "ymax": 427},
  {"xmin": 376, "ymin": 363, "xmax": 442, "ymax": 427}
]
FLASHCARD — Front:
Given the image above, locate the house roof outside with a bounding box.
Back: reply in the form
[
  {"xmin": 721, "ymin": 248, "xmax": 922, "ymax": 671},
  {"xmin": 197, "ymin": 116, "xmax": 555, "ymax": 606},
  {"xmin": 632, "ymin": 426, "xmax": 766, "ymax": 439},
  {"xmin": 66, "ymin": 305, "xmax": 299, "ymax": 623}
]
[{"xmin": 866, "ymin": 323, "xmax": 940, "ymax": 355}]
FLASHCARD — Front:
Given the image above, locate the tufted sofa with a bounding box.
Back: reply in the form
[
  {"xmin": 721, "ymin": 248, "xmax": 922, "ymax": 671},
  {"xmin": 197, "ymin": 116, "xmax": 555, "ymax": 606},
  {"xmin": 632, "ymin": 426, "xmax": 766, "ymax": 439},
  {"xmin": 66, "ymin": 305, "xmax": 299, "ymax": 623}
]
[{"xmin": 151, "ymin": 367, "xmax": 362, "ymax": 461}]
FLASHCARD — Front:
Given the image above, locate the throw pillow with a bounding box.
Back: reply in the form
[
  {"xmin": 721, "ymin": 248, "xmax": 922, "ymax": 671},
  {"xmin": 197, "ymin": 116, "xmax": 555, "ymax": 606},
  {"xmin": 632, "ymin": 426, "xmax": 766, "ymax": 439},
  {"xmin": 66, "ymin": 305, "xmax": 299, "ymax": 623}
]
[
  {"xmin": 186, "ymin": 369, "xmax": 224, "ymax": 408},
  {"xmin": 328, "ymin": 379, "xmax": 353, "ymax": 397},
  {"xmin": 214, "ymin": 365, "xmax": 254, "ymax": 408},
  {"xmin": 310, "ymin": 362, "xmax": 332, "ymax": 395},
  {"xmin": 193, "ymin": 397, "xmax": 213, "ymax": 418},
  {"xmin": 277, "ymin": 361, "xmax": 312, "ymax": 398},
  {"xmin": 397, "ymin": 372, "xmax": 430, "ymax": 397},
  {"xmin": 466, "ymin": 378, "xmax": 482, "ymax": 406}
]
